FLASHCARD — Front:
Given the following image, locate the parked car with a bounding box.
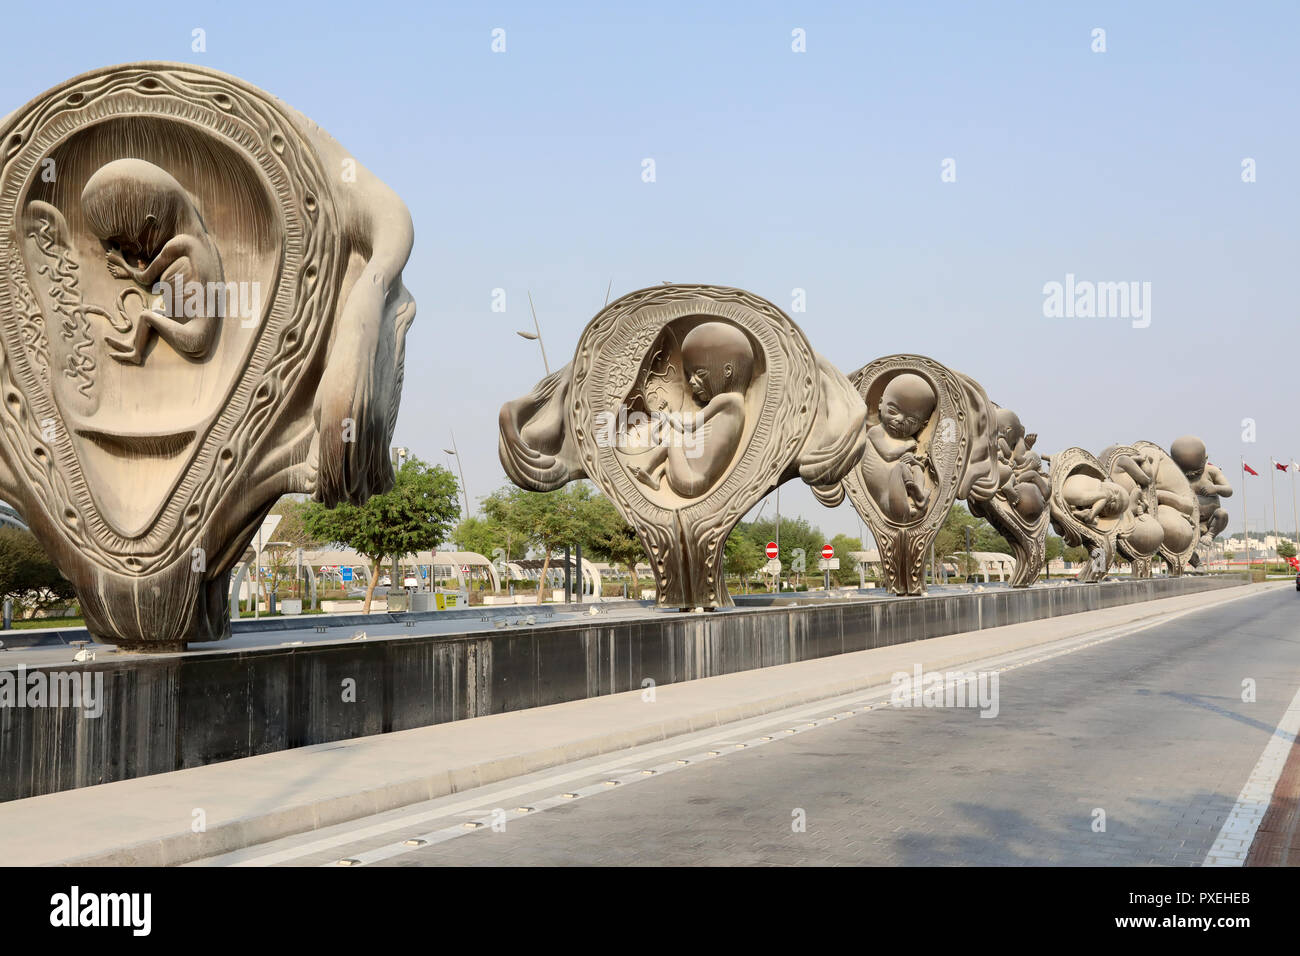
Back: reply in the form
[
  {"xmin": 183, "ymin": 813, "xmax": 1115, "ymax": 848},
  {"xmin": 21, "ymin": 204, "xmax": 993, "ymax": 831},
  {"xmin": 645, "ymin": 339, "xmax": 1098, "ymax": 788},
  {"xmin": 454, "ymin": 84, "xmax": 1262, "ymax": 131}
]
[
  {"xmin": 379, "ymin": 576, "xmax": 391, "ymax": 587},
  {"xmin": 403, "ymin": 576, "xmax": 419, "ymax": 588},
  {"xmin": 1294, "ymin": 571, "xmax": 1299, "ymax": 591}
]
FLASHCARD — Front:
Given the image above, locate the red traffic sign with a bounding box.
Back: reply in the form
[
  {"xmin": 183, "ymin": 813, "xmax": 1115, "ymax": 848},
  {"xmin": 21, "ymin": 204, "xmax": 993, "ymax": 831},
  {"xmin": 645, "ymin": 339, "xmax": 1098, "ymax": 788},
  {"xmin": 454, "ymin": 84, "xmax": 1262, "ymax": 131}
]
[
  {"xmin": 766, "ymin": 541, "xmax": 779, "ymax": 559},
  {"xmin": 821, "ymin": 544, "xmax": 835, "ymax": 560}
]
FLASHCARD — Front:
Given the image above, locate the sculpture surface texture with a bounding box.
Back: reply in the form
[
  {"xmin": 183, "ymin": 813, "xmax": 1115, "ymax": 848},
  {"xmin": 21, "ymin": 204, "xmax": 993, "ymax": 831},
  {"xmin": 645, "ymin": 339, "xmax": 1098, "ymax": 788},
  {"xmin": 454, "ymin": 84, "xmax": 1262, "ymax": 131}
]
[
  {"xmin": 0, "ymin": 64, "xmax": 415, "ymax": 648},
  {"xmin": 499, "ymin": 284, "xmax": 866, "ymax": 609}
]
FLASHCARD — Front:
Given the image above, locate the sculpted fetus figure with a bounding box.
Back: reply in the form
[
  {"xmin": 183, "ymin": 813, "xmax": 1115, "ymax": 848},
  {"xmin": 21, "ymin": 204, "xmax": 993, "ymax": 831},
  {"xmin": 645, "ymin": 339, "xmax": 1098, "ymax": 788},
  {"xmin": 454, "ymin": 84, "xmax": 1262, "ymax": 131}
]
[
  {"xmin": 81, "ymin": 158, "xmax": 224, "ymax": 364},
  {"xmin": 995, "ymin": 408, "xmax": 1051, "ymax": 519},
  {"xmin": 1061, "ymin": 473, "xmax": 1131, "ymax": 525},
  {"xmin": 861, "ymin": 373, "xmax": 936, "ymax": 521},
  {"xmin": 1137, "ymin": 446, "xmax": 1198, "ymax": 556},
  {"xmin": 629, "ymin": 321, "xmax": 752, "ymax": 499},
  {"xmin": 1170, "ymin": 436, "xmax": 1232, "ymax": 545}
]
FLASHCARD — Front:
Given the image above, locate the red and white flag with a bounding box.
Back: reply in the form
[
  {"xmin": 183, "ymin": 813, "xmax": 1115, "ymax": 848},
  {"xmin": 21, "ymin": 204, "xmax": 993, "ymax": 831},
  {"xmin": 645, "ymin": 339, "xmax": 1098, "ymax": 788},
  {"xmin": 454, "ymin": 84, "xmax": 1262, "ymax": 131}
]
[
  {"xmin": 1275, "ymin": 459, "xmax": 1289, "ymax": 472},
  {"xmin": 1244, "ymin": 462, "xmax": 1259, "ymax": 476}
]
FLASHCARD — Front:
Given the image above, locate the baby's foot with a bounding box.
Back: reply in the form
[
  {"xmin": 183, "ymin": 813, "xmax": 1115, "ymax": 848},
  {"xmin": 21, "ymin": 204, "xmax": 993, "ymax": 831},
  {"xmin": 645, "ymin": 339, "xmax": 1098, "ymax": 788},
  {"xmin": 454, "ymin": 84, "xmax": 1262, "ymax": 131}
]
[
  {"xmin": 105, "ymin": 335, "xmax": 143, "ymax": 365},
  {"xmin": 632, "ymin": 465, "xmax": 661, "ymax": 491},
  {"xmin": 105, "ymin": 252, "xmax": 130, "ymax": 279}
]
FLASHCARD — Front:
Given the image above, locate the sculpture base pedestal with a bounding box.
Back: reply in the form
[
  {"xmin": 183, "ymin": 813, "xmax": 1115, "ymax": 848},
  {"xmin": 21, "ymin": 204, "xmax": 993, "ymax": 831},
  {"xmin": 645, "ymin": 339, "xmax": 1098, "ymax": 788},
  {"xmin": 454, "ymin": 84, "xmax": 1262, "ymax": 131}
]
[{"xmin": 0, "ymin": 574, "xmax": 1248, "ymax": 803}]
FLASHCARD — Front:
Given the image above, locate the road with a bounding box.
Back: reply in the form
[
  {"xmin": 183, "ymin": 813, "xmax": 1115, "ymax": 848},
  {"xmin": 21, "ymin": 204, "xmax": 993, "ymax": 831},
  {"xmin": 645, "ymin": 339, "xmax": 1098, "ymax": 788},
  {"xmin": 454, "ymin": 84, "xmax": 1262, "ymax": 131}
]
[{"xmin": 205, "ymin": 586, "xmax": 1300, "ymax": 866}]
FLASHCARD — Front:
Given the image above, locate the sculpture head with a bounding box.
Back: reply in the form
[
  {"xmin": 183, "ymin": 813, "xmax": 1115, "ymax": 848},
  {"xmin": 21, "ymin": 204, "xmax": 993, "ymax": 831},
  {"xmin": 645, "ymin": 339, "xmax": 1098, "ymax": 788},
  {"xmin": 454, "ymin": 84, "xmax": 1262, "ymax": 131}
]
[
  {"xmin": 1097, "ymin": 480, "xmax": 1130, "ymax": 518},
  {"xmin": 1170, "ymin": 435, "xmax": 1208, "ymax": 479},
  {"xmin": 996, "ymin": 408, "xmax": 1025, "ymax": 454},
  {"xmin": 681, "ymin": 322, "xmax": 754, "ymax": 404},
  {"xmin": 80, "ymin": 158, "xmax": 198, "ymax": 264},
  {"xmin": 879, "ymin": 373, "xmax": 936, "ymax": 439}
]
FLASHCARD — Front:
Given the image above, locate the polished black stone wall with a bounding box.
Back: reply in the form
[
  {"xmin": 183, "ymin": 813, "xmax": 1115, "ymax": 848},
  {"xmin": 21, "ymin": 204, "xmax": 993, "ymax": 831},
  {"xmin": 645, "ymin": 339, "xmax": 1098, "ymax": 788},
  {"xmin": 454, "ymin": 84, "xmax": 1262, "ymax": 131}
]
[{"xmin": 0, "ymin": 574, "xmax": 1247, "ymax": 802}]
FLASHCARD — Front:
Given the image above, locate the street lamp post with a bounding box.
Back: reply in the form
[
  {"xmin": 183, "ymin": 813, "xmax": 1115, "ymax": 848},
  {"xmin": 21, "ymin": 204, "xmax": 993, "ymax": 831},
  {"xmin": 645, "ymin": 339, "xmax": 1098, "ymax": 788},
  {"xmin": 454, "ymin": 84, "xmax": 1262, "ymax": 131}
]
[
  {"xmin": 443, "ymin": 431, "xmax": 471, "ymax": 518},
  {"xmin": 517, "ymin": 292, "xmax": 551, "ymax": 375}
]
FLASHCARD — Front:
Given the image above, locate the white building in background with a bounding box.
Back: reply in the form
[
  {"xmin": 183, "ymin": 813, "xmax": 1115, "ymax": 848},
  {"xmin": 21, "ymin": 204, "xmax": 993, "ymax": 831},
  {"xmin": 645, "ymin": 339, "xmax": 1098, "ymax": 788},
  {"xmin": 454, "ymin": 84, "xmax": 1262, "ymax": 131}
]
[{"xmin": 1221, "ymin": 533, "xmax": 1295, "ymax": 556}]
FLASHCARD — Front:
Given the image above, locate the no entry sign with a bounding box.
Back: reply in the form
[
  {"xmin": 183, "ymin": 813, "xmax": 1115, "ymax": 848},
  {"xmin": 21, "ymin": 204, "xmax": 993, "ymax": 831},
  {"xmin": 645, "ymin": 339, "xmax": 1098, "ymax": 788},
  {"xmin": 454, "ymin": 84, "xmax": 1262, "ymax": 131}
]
[
  {"xmin": 822, "ymin": 544, "xmax": 835, "ymax": 560},
  {"xmin": 766, "ymin": 541, "xmax": 779, "ymax": 559}
]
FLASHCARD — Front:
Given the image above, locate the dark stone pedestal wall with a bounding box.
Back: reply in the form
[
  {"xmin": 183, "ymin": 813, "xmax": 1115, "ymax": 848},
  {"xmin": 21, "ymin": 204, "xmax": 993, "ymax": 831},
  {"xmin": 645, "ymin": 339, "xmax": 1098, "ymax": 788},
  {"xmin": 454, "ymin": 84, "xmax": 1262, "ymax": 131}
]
[{"xmin": 0, "ymin": 574, "xmax": 1248, "ymax": 802}]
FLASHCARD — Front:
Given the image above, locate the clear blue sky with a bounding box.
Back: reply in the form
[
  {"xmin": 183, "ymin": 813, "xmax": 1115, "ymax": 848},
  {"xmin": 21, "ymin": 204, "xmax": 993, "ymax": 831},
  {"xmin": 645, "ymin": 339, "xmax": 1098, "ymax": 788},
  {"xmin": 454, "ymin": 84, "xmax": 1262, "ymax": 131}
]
[{"xmin": 5, "ymin": 1, "xmax": 1297, "ymax": 541}]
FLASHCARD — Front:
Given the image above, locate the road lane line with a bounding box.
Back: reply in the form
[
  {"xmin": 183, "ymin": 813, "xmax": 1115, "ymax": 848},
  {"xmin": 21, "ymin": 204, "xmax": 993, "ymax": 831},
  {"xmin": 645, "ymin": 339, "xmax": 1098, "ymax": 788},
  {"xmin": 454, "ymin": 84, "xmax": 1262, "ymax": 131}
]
[{"xmin": 1204, "ymin": 680, "xmax": 1300, "ymax": 867}]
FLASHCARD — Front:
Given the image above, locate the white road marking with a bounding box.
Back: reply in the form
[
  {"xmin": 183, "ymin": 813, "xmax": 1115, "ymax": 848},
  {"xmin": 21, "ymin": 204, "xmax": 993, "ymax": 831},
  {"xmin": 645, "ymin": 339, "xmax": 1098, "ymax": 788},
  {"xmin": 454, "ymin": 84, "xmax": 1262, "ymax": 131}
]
[{"xmin": 1203, "ymin": 680, "xmax": 1300, "ymax": 866}]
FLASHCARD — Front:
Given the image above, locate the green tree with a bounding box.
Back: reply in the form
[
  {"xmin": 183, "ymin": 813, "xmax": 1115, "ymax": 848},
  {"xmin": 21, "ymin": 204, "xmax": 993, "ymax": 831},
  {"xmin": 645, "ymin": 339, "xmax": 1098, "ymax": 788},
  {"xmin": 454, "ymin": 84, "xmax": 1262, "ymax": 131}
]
[
  {"xmin": 829, "ymin": 533, "xmax": 863, "ymax": 585},
  {"xmin": 1277, "ymin": 540, "xmax": 1296, "ymax": 559},
  {"xmin": 582, "ymin": 495, "xmax": 647, "ymax": 592},
  {"xmin": 482, "ymin": 483, "xmax": 594, "ymax": 604},
  {"xmin": 452, "ymin": 515, "xmax": 507, "ymax": 561},
  {"xmin": 302, "ymin": 457, "xmax": 460, "ymax": 613},
  {"xmin": 743, "ymin": 515, "xmax": 823, "ymax": 588},
  {"xmin": 724, "ymin": 525, "xmax": 763, "ymax": 592},
  {"xmin": 259, "ymin": 496, "xmax": 327, "ymax": 607},
  {"xmin": 1063, "ymin": 544, "xmax": 1090, "ymax": 564},
  {"xmin": 1045, "ymin": 534, "xmax": 1064, "ymax": 562},
  {"xmin": 0, "ymin": 528, "xmax": 75, "ymax": 620},
  {"xmin": 933, "ymin": 504, "xmax": 1009, "ymax": 577}
]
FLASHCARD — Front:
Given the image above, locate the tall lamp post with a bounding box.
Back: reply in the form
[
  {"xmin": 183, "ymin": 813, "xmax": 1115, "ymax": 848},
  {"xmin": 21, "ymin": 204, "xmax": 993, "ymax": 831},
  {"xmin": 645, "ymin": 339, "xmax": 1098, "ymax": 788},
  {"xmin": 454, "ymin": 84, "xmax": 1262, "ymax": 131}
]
[
  {"xmin": 443, "ymin": 432, "xmax": 471, "ymax": 518},
  {"xmin": 517, "ymin": 292, "xmax": 551, "ymax": 375},
  {"xmin": 390, "ymin": 446, "xmax": 408, "ymax": 590}
]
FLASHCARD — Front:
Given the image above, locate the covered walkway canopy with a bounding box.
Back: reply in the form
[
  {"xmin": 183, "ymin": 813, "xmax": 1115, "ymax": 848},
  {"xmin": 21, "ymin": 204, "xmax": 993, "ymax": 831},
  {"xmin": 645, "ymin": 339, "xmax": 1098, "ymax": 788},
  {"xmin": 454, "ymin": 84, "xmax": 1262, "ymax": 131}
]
[{"xmin": 299, "ymin": 548, "xmax": 500, "ymax": 592}]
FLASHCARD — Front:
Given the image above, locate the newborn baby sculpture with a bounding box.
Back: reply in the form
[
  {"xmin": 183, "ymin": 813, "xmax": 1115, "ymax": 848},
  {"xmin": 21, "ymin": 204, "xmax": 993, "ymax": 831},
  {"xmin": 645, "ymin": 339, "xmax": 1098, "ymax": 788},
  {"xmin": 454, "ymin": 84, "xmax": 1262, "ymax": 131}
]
[
  {"xmin": 0, "ymin": 64, "xmax": 415, "ymax": 648},
  {"xmin": 499, "ymin": 285, "xmax": 867, "ymax": 609},
  {"xmin": 966, "ymin": 406, "xmax": 1051, "ymax": 587},
  {"xmin": 1169, "ymin": 435, "xmax": 1233, "ymax": 566}
]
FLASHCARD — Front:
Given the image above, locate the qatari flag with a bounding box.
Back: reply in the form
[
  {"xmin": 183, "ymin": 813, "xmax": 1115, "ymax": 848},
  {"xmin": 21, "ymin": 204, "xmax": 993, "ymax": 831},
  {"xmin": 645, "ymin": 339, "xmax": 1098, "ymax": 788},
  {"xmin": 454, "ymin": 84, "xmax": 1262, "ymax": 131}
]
[{"xmin": 1244, "ymin": 462, "xmax": 1259, "ymax": 476}]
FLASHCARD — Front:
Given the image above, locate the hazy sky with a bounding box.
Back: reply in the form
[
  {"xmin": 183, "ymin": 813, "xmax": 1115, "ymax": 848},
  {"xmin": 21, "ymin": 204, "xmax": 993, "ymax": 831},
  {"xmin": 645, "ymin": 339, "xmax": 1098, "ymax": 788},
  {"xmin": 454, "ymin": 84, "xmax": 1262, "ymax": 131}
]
[{"xmin": 5, "ymin": 1, "xmax": 1297, "ymax": 543}]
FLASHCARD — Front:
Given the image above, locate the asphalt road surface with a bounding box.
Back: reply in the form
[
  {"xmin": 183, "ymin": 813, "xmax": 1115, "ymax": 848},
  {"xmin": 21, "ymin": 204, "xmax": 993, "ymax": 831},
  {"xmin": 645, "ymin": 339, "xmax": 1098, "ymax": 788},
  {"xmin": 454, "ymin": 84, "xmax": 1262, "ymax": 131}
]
[{"xmin": 212, "ymin": 586, "xmax": 1300, "ymax": 866}]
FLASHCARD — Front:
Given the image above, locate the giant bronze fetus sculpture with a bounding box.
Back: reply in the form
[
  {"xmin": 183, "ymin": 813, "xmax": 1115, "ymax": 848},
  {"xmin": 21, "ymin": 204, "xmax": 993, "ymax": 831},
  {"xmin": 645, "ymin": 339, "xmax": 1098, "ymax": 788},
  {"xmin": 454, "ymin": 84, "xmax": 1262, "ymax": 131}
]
[
  {"xmin": 1049, "ymin": 444, "xmax": 1177, "ymax": 581},
  {"xmin": 1169, "ymin": 435, "xmax": 1233, "ymax": 567},
  {"xmin": 499, "ymin": 285, "xmax": 867, "ymax": 609},
  {"xmin": 967, "ymin": 406, "xmax": 1051, "ymax": 587},
  {"xmin": 0, "ymin": 64, "xmax": 415, "ymax": 648},
  {"xmin": 833, "ymin": 355, "xmax": 1001, "ymax": 596}
]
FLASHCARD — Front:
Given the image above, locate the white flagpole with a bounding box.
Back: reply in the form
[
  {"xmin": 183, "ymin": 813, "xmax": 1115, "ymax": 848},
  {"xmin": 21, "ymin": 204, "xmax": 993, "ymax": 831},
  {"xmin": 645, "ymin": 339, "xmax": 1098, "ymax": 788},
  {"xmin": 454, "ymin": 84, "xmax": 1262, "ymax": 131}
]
[
  {"xmin": 1292, "ymin": 460, "xmax": 1299, "ymax": 554},
  {"xmin": 1242, "ymin": 458, "xmax": 1250, "ymax": 572},
  {"xmin": 1270, "ymin": 458, "xmax": 1279, "ymax": 562}
]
